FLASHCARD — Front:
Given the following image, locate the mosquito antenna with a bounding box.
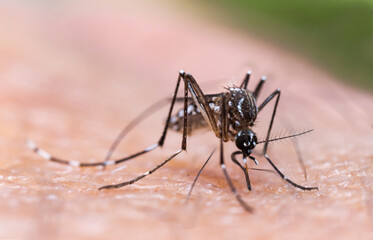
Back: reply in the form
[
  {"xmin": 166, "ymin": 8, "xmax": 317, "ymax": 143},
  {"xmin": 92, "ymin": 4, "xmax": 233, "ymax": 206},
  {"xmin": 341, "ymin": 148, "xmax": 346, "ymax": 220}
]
[
  {"xmin": 104, "ymin": 97, "xmax": 170, "ymax": 162},
  {"xmin": 186, "ymin": 149, "xmax": 215, "ymax": 203},
  {"xmin": 257, "ymin": 129, "xmax": 313, "ymax": 144},
  {"xmin": 292, "ymin": 138, "xmax": 307, "ymax": 181}
]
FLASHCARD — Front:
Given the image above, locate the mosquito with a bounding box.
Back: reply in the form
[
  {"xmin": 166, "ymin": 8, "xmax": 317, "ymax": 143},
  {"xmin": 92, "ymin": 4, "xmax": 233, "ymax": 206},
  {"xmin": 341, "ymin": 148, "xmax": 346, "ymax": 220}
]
[{"xmin": 28, "ymin": 70, "xmax": 318, "ymax": 212}]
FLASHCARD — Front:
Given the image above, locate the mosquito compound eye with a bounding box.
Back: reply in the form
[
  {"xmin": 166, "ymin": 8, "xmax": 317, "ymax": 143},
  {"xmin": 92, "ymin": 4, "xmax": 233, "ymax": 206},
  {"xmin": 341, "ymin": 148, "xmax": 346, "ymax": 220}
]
[
  {"xmin": 253, "ymin": 136, "xmax": 258, "ymax": 146},
  {"xmin": 235, "ymin": 135, "xmax": 246, "ymax": 150}
]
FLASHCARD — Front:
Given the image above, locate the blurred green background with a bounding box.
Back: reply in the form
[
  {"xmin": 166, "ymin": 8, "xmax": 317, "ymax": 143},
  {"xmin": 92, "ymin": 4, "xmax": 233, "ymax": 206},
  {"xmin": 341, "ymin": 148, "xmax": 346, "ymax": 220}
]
[{"xmin": 189, "ymin": 0, "xmax": 373, "ymax": 91}]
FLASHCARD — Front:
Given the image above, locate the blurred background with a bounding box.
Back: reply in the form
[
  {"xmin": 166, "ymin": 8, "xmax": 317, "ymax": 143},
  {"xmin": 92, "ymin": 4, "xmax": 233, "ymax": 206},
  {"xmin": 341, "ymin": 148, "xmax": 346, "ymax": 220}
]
[
  {"xmin": 1, "ymin": 0, "xmax": 372, "ymax": 90},
  {"xmin": 185, "ymin": 0, "xmax": 373, "ymax": 90}
]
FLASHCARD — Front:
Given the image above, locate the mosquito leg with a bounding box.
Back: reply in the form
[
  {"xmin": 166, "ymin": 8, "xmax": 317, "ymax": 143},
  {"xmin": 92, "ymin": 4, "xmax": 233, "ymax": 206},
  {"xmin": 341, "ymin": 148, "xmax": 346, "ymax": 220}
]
[
  {"xmin": 28, "ymin": 71, "xmax": 187, "ymax": 168},
  {"xmin": 248, "ymin": 168, "xmax": 277, "ymax": 174},
  {"xmin": 253, "ymin": 76, "xmax": 266, "ymax": 99},
  {"xmin": 239, "ymin": 71, "xmax": 251, "ymax": 90},
  {"xmin": 221, "ymin": 141, "xmax": 253, "ymax": 212},
  {"xmin": 103, "ymin": 85, "xmax": 208, "ymax": 165},
  {"xmin": 100, "ymin": 71, "xmax": 225, "ymax": 190},
  {"xmin": 159, "ymin": 71, "xmax": 186, "ymax": 147},
  {"xmin": 264, "ymin": 154, "xmax": 318, "ymax": 191},
  {"xmin": 258, "ymin": 89, "xmax": 281, "ymax": 155},
  {"xmin": 220, "ymin": 94, "xmax": 253, "ymax": 212},
  {"xmin": 231, "ymin": 151, "xmax": 251, "ymax": 191},
  {"xmin": 99, "ymin": 149, "xmax": 183, "ymax": 190},
  {"xmin": 104, "ymin": 97, "xmax": 170, "ymax": 163},
  {"xmin": 182, "ymin": 73, "xmax": 220, "ymax": 138},
  {"xmin": 185, "ymin": 149, "xmax": 215, "ymax": 203},
  {"xmin": 27, "ymin": 139, "xmax": 159, "ymax": 167},
  {"xmin": 258, "ymin": 89, "xmax": 317, "ymax": 190},
  {"xmin": 99, "ymin": 70, "xmax": 192, "ymax": 189},
  {"xmin": 106, "ymin": 70, "xmax": 189, "ymax": 164}
]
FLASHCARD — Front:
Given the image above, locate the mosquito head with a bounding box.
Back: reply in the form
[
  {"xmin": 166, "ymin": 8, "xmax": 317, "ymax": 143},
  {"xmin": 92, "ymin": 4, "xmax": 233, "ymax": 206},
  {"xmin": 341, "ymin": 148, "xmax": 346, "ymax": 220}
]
[{"xmin": 235, "ymin": 129, "xmax": 257, "ymax": 155}]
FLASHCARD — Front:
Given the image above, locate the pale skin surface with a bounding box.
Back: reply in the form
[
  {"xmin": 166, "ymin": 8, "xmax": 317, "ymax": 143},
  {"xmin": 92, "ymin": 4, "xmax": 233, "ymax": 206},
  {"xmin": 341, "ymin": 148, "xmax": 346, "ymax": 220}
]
[{"xmin": 1, "ymin": 1, "xmax": 373, "ymax": 240}]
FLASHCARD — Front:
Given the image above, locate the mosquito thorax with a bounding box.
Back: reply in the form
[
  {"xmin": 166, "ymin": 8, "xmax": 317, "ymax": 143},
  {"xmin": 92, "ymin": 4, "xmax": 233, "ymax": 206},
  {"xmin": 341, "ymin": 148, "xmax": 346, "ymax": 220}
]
[
  {"xmin": 235, "ymin": 129, "xmax": 257, "ymax": 154},
  {"xmin": 227, "ymin": 87, "xmax": 257, "ymax": 128}
]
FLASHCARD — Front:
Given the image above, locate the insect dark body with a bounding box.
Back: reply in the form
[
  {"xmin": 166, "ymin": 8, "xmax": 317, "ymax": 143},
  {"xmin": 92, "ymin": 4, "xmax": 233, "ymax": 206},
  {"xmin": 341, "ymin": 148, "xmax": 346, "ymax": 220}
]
[
  {"xmin": 170, "ymin": 87, "xmax": 258, "ymax": 137},
  {"xmin": 28, "ymin": 70, "xmax": 318, "ymax": 212}
]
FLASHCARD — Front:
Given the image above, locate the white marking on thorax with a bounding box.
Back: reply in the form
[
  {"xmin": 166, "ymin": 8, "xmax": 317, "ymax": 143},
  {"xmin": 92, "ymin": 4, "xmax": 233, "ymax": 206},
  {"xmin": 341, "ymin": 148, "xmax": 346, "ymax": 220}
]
[
  {"xmin": 238, "ymin": 97, "xmax": 245, "ymax": 118},
  {"xmin": 170, "ymin": 116, "xmax": 177, "ymax": 124},
  {"xmin": 177, "ymin": 109, "xmax": 184, "ymax": 118},
  {"xmin": 230, "ymin": 87, "xmax": 241, "ymax": 93},
  {"xmin": 208, "ymin": 102, "xmax": 220, "ymax": 113},
  {"xmin": 187, "ymin": 105, "xmax": 194, "ymax": 115}
]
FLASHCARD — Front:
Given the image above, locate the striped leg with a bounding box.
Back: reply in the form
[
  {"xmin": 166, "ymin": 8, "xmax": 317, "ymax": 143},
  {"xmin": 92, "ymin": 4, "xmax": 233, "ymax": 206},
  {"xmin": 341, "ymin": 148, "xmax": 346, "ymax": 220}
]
[
  {"xmin": 27, "ymin": 71, "xmax": 186, "ymax": 168},
  {"xmin": 27, "ymin": 140, "xmax": 159, "ymax": 167},
  {"xmin": 239, "ymin": 71, "xmax": 251, "ymax": 90},
  {"xmin": 99, "ymin": 149, "xmax": 183, "ymax": 190},
  {"xmin": 258, "ymin": 89, "xmax": 318, "ymax": 191},
  {"xmin": 253, "ymin": 75, "xmax": 266, "ymax": 99}
]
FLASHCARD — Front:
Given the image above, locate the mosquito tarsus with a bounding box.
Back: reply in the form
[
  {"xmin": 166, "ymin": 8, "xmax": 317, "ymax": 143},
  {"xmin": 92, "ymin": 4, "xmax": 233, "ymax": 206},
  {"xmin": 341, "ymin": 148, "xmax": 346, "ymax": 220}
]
[{"xmin": 28, "ymin": 70, "xmax": 318, "ymax": 212}]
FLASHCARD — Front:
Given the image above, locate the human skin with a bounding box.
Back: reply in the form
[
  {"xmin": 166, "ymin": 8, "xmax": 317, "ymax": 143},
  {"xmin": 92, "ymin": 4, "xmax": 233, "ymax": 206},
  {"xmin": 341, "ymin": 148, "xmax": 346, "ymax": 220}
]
[{"xmin": 0, "ymin": 1, "xmax": 373, "ymax": 240}]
